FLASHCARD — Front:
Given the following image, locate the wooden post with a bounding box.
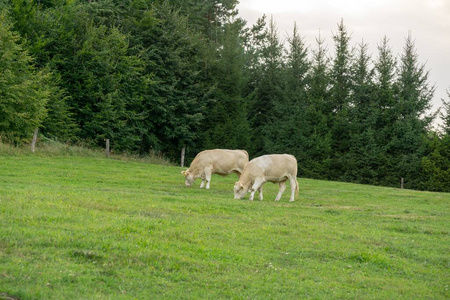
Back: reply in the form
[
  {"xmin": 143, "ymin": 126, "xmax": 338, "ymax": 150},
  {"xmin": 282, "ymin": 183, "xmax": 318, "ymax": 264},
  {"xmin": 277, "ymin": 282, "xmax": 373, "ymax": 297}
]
[
  {"xmin": 401, "ymin": 177, "xmax": 404, "ymax": 189},
  {"xmin": 31, "ymin": 128, "xmax": 39, "ymax": 153},
  {"xmin": 105, "ymin": 139, "xmax": 110, "ymax": 158},
  {"xmin": 181, "ymin": 146, "xmax": 186, "ymax": 167}
]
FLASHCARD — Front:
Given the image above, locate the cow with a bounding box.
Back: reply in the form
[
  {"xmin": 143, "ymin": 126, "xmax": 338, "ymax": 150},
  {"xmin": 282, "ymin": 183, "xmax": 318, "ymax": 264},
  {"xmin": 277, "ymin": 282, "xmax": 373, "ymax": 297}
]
[
  {"xmin": 233, "ymin": 154, "xmax": 299, "ymax": 202},
  {"xmin": 182, "ymin": 149, "xmax": 249, "ymax": 189}
]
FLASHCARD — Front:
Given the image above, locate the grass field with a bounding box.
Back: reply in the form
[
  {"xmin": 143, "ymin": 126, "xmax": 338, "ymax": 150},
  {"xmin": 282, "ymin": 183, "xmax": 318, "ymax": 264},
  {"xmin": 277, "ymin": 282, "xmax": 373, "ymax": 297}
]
[{"xmin": 0, "ymin": 153, "xmax": 449, "ymax": 299}]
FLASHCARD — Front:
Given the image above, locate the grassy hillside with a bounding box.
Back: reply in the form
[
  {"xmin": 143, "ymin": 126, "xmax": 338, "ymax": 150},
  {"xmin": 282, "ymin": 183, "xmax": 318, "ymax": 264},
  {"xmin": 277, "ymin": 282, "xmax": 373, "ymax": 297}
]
[{"xmin": 0, "ymin": 154, "xmax": 448, "ymax": 299}]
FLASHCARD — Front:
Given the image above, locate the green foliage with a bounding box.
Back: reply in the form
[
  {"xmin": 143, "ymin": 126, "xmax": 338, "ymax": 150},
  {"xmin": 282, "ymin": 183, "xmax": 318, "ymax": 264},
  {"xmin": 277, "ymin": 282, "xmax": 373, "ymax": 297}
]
[
  {"xmin": 442, "ymin": 90, "xmax": 450, "ymax": 135},
  {"xmin": 202, "ymin": 19, "xmax": 250, "ymax": 151},
  {"xmin": 0, "ymin": 155, "xmax": 448, "ymax": 298},
  {"xmin": 139, "ymin": 2, "xmax": 208, "ymax": 158},
  {"xmin": 0, "ymin": 13, "xmax": 49, "ymax": 144},
  {"xmin": 69, "ymin": 24, "xmax": 146, "ymax": 150},
  {"xmin": 327, "ymin": 20, "xmax": 353, "ymax": 179},
  {"xmin": 304, "ymin": 33, "xmax": 333, "ymax": 178},
  {"xmin": 248, "ymin": 16, "xmax": 286, "ymax": 155},
  {"xmin": 420, "ymin": 134, "xmax": 450, "ymax": 192},
  {"xmin": 420, "ymin": 90, "xmax": 450, "ymax": 191},
  {"xmin": 35, "ymin": 70, "xmax": 78, "ymax": 142}
]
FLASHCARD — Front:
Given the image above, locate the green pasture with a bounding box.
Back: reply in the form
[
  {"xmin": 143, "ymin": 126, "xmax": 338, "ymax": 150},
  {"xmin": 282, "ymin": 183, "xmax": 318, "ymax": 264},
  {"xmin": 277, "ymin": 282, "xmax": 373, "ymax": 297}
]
[{"xmin": 0, "ymin": 154, "xmax": 448, "ymax": 299}]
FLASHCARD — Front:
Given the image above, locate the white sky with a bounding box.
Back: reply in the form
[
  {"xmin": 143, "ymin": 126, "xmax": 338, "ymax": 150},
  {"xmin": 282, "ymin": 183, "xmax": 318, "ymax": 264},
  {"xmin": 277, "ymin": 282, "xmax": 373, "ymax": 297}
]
[{"xmin": 237, "ymin": 0, "xmax": 450, "ymax": 126}]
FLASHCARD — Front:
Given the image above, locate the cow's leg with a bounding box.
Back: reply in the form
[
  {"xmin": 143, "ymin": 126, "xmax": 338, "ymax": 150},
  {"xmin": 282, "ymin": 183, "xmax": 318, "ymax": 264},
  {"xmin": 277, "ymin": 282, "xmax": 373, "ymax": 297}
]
[
  {"xmin": 249, "ymin": 178, "xmax": 264, "ymax": 201},
  {"xmin": 204, "ymin": 168, "xmax": 212, "ymax": 189},
  {"xmin": 289, "ymin": 176, "xmax": 297, "ymax": 202},
  {"xmin": 200, "ymin": 178, "xmax": 206, "ymax": 188},
  {"xmin": 275, "ymin": 181, "xmax": 286, "ymax": 201},
  {"xmin": 258, "ymin": 185, "xmax": 264, "ymax": 201}
]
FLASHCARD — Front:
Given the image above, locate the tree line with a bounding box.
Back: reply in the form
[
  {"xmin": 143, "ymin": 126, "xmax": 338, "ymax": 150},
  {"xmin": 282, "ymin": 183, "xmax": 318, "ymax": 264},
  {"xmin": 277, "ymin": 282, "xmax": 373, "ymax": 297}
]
[{"xmin": 0, "ymin": 0, "xmax": 449, "ymax": 192}]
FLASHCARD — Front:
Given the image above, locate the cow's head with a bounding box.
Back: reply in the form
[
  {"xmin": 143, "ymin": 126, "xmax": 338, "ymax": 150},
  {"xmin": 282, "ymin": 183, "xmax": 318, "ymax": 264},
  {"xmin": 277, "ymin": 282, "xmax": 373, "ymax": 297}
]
[
  {"xmin": 181, "ymin": 170, "xmax": 195, "ymax": 187},
  {"xmin": 233, "ymin": 182, "xmax": 248, "ymax": 199}
]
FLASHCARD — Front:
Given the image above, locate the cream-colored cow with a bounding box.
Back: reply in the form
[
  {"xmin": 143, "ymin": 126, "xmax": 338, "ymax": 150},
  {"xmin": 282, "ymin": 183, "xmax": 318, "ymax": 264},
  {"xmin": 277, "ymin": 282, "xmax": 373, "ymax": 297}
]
[
  {"xmin": 234, "ymin": 154, "xmax": 299, "ymax": 202},
  {"xmin": 182, "ymin": 149, "xmax": 249, "ymax": 189}
]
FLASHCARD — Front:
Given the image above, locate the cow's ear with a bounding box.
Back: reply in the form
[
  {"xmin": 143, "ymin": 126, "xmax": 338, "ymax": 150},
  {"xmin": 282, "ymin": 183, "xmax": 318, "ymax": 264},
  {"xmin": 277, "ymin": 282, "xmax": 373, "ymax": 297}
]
[{"xmin": 181, "ymin": 170, "xmax": 187, "ymax": 176}]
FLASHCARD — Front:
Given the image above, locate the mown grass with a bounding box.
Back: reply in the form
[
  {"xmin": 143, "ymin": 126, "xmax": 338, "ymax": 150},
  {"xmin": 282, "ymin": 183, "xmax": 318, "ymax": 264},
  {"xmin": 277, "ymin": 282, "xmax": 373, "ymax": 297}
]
[{"xmin": 0, "ymin": 152, "xmax": 449, "ymax": 299}]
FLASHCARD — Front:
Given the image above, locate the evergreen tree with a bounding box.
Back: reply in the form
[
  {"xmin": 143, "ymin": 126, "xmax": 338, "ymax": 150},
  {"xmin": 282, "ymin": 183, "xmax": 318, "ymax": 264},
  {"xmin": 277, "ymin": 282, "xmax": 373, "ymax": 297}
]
[
  {"xmin": 166, "ymin": 0, "xmax": 239, "ymax": 42},
  {"xmin": 202, "ymin": 19, "xmax": 250, "ymax": 151},
  {"xmin": 58, "ymin": 23, "xmax": 146, "ymax": 151},
  {"xmin": 391, "ymin": 33, "xmax": 435, "ymax": 188},
  {"xmin": 420, "ymin": 89, "xmax": 450, "ymax": 191},
  {"xmin": 346, "ymin": 41, "xmax": 381, "ymax": 183},
  {"xmin": 140, "ymin": 2, "xmax": 208, "ymax": 159},
  {"xmin": 305, "ymin": 32, "xmax": 332, "ymax": 178},
  {"xmin": 328, "ymin": 19, "xmax": 354, "ymax": 179},
  {"xmin": 40, "ymin": 73, "xmax": 78, "ymax": 142},
  {"xmin": 264, "ymin": 22, "xmax": 310, "ymax": 176},
  {"xmin": 329, "ymin": 19, "xmax": 353, "ymax": 113},
  {"xmin": 420, "ymin": 91, "xmax": 450, "ymax": 191},
  {"xmin": 441, "ymin": 89, "xmax": 450, "ymax": 135},
  {"xmin": 249, "ymin": 16, "xmax": 285, "ymax": 156},
  {"xmin": 0, "ymin": 13, "xmax": 50, "ymax": 144},
  {"xmin": 372, "ymin": 36, "xmax": 398, "ymax": 185}
]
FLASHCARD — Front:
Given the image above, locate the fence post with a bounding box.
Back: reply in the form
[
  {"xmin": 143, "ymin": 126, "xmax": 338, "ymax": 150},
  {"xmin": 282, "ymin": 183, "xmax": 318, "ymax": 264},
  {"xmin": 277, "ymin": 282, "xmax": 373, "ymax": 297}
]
[
  {"xmin": 31, "ymin": 128, "xmax": 39, "ymax": 153},
  {"xmin": 401, "ymin": 177, "xmax": 404, "ymax": 189},
  {"xmin": 181, "ymin": 146, "xmax": 186, "ymax": 168},
  {"xmin": 105, "ymin": 139, "xmax": 110, "ymax": 158}
]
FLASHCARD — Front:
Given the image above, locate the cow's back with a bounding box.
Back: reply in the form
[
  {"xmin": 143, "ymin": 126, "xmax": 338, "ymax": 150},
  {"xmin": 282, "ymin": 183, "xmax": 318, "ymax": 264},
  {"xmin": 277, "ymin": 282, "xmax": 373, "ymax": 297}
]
[
  {"xmin": 190, "ymin": 149, "xmax": 248, "ymax": 174},
  {"xmin": 246, "ymin": 154, "xmax": 297, "ymax": 179},
  {"xmin": 208, "ymin": 149, "xmax": 248, "ymax": 173}
]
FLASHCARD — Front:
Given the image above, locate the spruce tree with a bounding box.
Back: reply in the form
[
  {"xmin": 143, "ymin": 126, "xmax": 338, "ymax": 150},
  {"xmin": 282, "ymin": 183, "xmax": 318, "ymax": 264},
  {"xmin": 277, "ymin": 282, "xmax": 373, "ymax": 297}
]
[
  {"xmin": 202, "ymin": 19, "xmax": 250, "ymax": 150},
  {"xmin": 441, "ymin": 89, "xmax": 450, "ymax": 135},
  {"xmin": 392, "ymin": 33, "xmax": 435, "ymax": 188},
  {"xmin": 0, "ymin": 13, "xmax": 50, "ymax": 144},
  {"xmin": 420, "ymin": 89, "xmax": 450, "ymax": 192},
  {"xmin": 328, "ymin": 19, "xmax": 354, "ymax": 180},
  {"xmin": 142, "ymin": 3, "xmax": 208, "ymax": 159},
  {"xmin": 265, "ymin": 22, "xmax": 310, "ymax": 175},
  {"xmin": 347, "ymin": 41, "xmax": 381, "ymax": 183},
  {"xmin": 248, "ymin": 16, "xmax": 285, "ymax": 156},
  {"xmin": 372, "ymin": 36, "xmax": 398, "ymax": 185},
  {"xmin": 306, "ymin": 32, "xmax": 332, "ymax": 178}
]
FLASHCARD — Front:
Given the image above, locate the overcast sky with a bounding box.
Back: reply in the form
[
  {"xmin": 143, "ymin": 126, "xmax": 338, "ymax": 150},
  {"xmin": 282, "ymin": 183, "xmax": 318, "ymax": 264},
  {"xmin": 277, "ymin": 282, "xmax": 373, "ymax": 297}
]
[{"xmin": 236, "ymin": 0, "xmax": 450, "ymax": 126}]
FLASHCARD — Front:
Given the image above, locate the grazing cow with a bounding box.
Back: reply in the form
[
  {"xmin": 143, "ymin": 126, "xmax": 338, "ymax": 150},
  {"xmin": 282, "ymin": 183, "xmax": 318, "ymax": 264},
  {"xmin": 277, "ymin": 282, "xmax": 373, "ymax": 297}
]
[
  {"xmin": 234, "ymin": 154, "xmax": 299, "ymax": 202},
  {"xmin": 182, "ymin": 149, "xmax": 249, "ymax": 189}
]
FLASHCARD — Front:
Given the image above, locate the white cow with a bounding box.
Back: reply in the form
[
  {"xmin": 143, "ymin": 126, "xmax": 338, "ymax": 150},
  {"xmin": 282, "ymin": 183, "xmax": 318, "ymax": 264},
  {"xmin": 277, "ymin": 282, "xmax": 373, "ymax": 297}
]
[
  {"xmin": 234, "ymin": 154, "xmax": 299, "ymax": 202},
  {"xmin": 182, "ymin": 149, "xmax": 249, "ymax": 189}
]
